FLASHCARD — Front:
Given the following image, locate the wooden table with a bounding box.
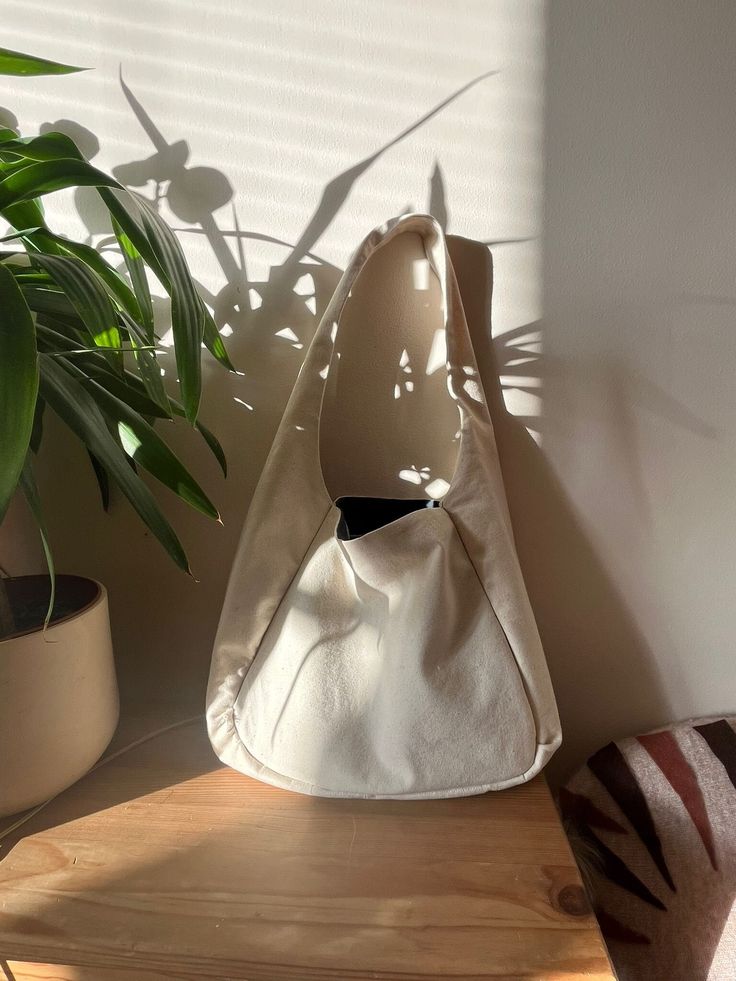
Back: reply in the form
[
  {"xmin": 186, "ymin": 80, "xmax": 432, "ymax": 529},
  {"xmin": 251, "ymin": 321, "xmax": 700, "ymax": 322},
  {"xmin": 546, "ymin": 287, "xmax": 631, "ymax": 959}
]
[{"xmin": 0, "ymin": 704, "xmax": 613, "ymax": 981}]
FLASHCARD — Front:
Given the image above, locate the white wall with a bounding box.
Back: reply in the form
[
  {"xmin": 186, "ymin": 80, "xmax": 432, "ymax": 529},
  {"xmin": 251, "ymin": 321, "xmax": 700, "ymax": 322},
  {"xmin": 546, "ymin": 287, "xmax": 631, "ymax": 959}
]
[
  {"xmin": 0, "ymin": 4, "xmax": 547, "ymax": 709},
  {"xmin": 2, "ymin": 0, "xmax": 734, "ymax": 781},
  {"xmin": 537, "ymin": 0, "xmax": 736, "ymax": 775}
]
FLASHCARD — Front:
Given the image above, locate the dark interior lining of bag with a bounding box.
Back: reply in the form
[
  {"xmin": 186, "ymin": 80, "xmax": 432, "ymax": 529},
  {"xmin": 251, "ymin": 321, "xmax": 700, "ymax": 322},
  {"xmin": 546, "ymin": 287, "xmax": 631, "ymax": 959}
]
[{"xmin": 335, "ymin": 497, "xmax": 442, "ymax": 541}]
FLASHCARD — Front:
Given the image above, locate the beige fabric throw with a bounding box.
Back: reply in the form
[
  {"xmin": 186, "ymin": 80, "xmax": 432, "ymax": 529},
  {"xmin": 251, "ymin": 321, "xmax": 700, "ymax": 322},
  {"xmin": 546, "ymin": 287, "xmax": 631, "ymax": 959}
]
[{"xmin": 207, "ymin": 214, "xmax": 560, "ymax": 798}]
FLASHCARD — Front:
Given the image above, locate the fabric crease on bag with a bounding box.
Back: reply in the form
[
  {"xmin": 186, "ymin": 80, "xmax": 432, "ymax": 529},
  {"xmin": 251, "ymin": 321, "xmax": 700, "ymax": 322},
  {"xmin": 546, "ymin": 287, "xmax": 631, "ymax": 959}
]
[{"xmin": 207, "ymin": 213, "xmax": 561, "ymax": 798}]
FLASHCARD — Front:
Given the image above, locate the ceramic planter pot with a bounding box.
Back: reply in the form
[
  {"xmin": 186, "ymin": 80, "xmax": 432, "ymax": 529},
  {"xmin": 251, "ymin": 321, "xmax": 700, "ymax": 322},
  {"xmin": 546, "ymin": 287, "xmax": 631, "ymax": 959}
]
[{"xmin": 0, "ymin": 574, "xmax": 119, "ymax": 818}]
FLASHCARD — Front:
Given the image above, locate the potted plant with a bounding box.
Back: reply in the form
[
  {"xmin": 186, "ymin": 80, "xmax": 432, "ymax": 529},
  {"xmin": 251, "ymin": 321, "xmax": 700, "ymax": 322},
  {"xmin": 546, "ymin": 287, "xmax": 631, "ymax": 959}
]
[{"xmin": 0, "ymin": 47, "xmax": 233, "ymax": 818}]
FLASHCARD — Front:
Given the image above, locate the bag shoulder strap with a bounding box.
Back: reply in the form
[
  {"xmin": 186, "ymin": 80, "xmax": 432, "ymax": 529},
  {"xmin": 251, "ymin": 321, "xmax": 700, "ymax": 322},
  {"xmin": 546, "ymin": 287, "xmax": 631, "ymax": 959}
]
[{"xmin": 277, "ymin": 213, "xmax": 497, "ymax": 504}]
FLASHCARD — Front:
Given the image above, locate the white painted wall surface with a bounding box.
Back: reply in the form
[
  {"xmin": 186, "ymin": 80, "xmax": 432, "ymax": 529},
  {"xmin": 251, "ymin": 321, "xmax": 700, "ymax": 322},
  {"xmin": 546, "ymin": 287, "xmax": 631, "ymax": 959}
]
[
  {"xmin": 539, "ymin": 0, "xmax": 736, "ymax": 774},
  {"xmin": 1, "ymin": 0, "xmax": 734, "ymax": 779}
]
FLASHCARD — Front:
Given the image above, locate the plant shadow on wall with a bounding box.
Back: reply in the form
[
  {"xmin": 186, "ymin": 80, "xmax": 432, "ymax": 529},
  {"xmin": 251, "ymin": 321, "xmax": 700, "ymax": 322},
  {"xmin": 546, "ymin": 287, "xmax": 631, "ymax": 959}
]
[
  {"xmin": 0, "ymin": 74, "xmax": 513, "ymax": 849},
  {"xmin": 32, "ymin": 68, "xmax": 537, "ymax": 706},
  {"xmin": 19, "ymin": 69, "xmax": 710, "ymax": 773},
  {"xmin": 107, "ymin": 75, "xmax": 700, "ymax": 770},
  {"xmin": 0, "ymin": 73, "xmax": 715, "ymax": 974},
  {"xmin": 107, "ymin": 68, "xmax": 511, "ymax": 424}
]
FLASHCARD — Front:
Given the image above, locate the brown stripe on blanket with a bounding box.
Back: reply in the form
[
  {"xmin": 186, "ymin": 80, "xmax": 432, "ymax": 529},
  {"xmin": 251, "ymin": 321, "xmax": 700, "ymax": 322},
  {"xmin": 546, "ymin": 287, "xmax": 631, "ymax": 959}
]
[
  {"xmin": 638, "ymin": 730, "xmax": 718, "ymax": 871},
  {"xmin": 588, "ymin": 741, "xmax": 676, "ymax": 891},
  {"xmin": 694, "ymin": 719, "xmax": 736, "ymax": 793}
]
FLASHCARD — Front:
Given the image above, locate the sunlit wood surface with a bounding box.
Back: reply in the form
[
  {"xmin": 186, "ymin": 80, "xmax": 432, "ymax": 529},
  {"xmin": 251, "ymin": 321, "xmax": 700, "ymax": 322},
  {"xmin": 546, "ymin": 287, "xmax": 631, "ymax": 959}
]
[{"xmin": 1, "ymin": 705, "xmax": 613, "ymax": 980}]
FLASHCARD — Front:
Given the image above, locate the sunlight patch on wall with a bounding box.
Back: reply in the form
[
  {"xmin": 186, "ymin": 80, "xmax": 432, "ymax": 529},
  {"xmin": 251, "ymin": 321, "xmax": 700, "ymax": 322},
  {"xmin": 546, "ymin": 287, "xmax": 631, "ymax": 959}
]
[{"xmin": 1, "ymin": 0, "xmax": 545, "ymax": 476}]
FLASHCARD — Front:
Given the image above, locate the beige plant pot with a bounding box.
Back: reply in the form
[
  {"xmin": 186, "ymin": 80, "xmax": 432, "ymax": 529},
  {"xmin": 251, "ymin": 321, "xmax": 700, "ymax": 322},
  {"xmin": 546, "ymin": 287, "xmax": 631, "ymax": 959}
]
[{"xmin": 0, "ymin": 575, "xmax": 119, "ymax": 818}]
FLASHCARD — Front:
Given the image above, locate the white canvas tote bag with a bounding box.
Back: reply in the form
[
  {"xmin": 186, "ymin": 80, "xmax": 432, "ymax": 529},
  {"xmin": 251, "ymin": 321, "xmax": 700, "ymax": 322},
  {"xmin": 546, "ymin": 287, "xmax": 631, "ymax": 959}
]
[{"xmin": 207, "ymin": 213, "xmax": 561, "ymax": 798}]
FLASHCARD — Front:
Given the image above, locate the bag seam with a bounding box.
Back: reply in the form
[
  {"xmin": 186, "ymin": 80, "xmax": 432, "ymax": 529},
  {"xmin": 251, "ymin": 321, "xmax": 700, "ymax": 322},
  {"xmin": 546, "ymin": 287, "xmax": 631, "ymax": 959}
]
[
  {"xmin": 228, "ymin": 503, "xmax": 333, "ymax": 737},
  {"xmin": 443, "ymin": 507, "xmax": 539, "ymax": 776}
]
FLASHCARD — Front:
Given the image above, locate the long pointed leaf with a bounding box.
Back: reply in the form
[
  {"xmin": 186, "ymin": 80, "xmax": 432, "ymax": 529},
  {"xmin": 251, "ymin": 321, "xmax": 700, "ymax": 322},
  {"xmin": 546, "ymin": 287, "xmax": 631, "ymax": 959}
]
[
  {"xmin": 0, "ymin": 227, "xmax": 41, "ymax": 243},
  {"xmin": 112, "ymin": 216, "xmax": 153, "ymax": 337},
  {"xmin": 19, "ymin": 456, "xmax": 55, "ymax": 628},
  {"xmin": 30, "ymin": 396, "xmax": 45, "ymax": 453},
  {"xmin": 88, "ymin": 368, "xmax": 169, "ymax": 417},
  {"xmin": 0, "ymin": 47, "xmax": 86, "ymax": 76},
  {"xmin": 202, "ymin": 302, "xmax": 236, "ymax": 371},
  {"xmin": 61, "ymin": 362, "xmax": 219, "ymax": 521},
  {"xmin": 169, "ymin": 399, "xmax": 227, "ymax": 477},
  {"xmin": 137, "ymin": 198, "xmax": 203, "ymax": 422},
  {"xmin": 38, "ymin": 301, "xmax": 225, "ymax": 476},
  {"xmin": 119, "ymin": 310, "xmax": 171, "ymax": 414},
  {"xmin": 36, "ymin": 321, "xmax": 170, "ymax": 418},
  {"xmin": 27, "ymin": 292, "xmax": 85, "ymax": 329},
  {"xmin": 0, "ymin": 130, "xmax": 228, "ymax": 495},
  {"xmin": 0, "ymin": 132, "xmax": 84, "ymax": 161},
  {"xmin": 54, "ymin": 320, "xmax": 225, "ymax": 476},
  {"xmin": 32, "ymin": 254, "xmax": 121, "ymax": 356},
  {"xmin": 193, "ymin": 419, "xmax": 227, "ymax": 477},
  {"xmin": 25, "ymin": 228, "xmax": 139, "ymax": 318},
  {"xmin": 0, "ymin": 263, "xmax": 38, "ymax": 522},
  {"xmin": 2, "ymin": 199, "xmax": 47, "ymax": 232},
  {"xmin": 39, "ymin": 355, "xmax": 192, "ymax": 573},
  {"xmin": 100, "ymin": 191, "xmax": 216, "ymax": 421},
  {"xmin": 0, "ymin": 159, "xmax": 119, "ymax": 210},
  {"xmin": 97, "ymin": 189, "xmax": 167, "ymax": 282},
  {"xmin": 10, "ymin": 268, "xmax": 54, "ymax": 287},
  {"xmin": 87, "ymin": 452, "xmax": 110, "ymax": 511}
]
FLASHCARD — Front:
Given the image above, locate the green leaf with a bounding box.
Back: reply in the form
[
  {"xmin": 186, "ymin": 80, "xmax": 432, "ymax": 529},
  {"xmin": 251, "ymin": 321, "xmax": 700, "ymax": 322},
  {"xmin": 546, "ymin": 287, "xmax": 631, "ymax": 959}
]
[
  {"xmin": 0, "ymin": 132, "xmax": 83, "ymax": 161},
  {"xmin": 0, "ymin": 129, "xmax": 228, "ymax": 535},
  {"xmin": 194, "ymin": 419, "xmax": 227, "ymax": 477},
  {"xmin": 57, "ymin": 359, "xmax": 219, "ymax": 520},
  {"xmin": 37, "ymin": 315, "xmax": 225, "ymax": 483},
  {"xmin": 87, "ymin": 452, "xmax": 110, "ymax": 511},
  {"xmin": 23, "ymin": 286, "xmax": 83, "ymax": 326},
  {"xmin": 97, "ymin": 189, "xmax": 165, "ymax": 277},
  {"xmin": 202, "ymin": 302, "xmax": 236, "ymax": 371},
  {"xmin": 35, "ymin": 321, "xmax": 169, "ymax": 418},
  {"xmin": 137, "ymin": 198, "xmax": 203, "ymax": 423},
  {"xmin": 0, "ymin": 263, "xmax": 39, "ymax": 523},
  {"xmin": 49, "ymin": 317, "xmax": 225, "ymax": 477},
  {"xmin": 39, "ymin": 355, "xmax": 192, "ymax": 573},
  {"xmin": 2, "ymin": 199, "xmax": 47, "ymax": 234},
  {"xmin": 35, "ymin": 317, "xmax": 109, "ymax": 353},
  {"xmin": 0, "ymin": 47, "xmax": 86, "ymax": 76},
  {"xmin": 87, "ymin": 366, "xmax": 170, "ymax": 418},
  {"xmin": 0, "ymin": 226, "xmax": 41, "ymax": 243},
  {"xmin": 0, "ymin": 158, "xmax": 119, "ymax": 210},
  {"xmin": 12, "ymin": 268, "xmax": 54, "ymax": 286},
  {"xmin": 99, "ymin": 191, "xmax": 232, "ymax": 418},
  {"xmin": 0, "ymin": 154, "xmax": 34, "ymax": 178},
  {"xmin": 18, "ymin": 456, "xmax": 55, "ymax": 629},
  {"xmin": 99, "ymin": 385, "xmax": 219, "ymax": 520},
  {"xmin": 32, "ymin": 254, "xmax": 122, "ymax": 357},
  {"xmin": 112, "ymin": 216, "xmax": 153, "ymax": 338},
  {"xmin": 118, "ymin": 310, "xmax": 172, "ymax": 414},
  {"xmin": 25, "ymin": 228, "xmax": 139, "ymax": 318},
  {"xmin": 43, "ymin": 345, "xmax": 155, "ymax": 357},
  {"xmin": 30, "ymin": 396, "xmax": 45, "ymax": 453},
  {"xmin": 164, "ymin": 391, "xmax": 227, "ymax": 477}
]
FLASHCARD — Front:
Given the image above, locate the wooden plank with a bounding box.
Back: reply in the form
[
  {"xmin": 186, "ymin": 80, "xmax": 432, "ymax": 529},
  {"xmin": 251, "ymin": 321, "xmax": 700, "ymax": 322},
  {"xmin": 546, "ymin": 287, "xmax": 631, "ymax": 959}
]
[
  {"xmin": 0, "ymin": 709, "xmax": 613, "ymax": 980},
  {"xmin": 3, "ymin": 962, "xmax": 186, "ymax": 981}
]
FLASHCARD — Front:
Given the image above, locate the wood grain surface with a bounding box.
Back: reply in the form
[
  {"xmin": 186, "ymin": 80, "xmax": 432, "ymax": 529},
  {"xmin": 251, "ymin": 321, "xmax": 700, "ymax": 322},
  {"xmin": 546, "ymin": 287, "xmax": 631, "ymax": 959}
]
[
  {"xmin": 0, "ymin": 704, "xmax": 613, "ymax": 980},
  {"xmin": 2, "ymin": 962, "xmax": 185, "ymax": 980}
]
